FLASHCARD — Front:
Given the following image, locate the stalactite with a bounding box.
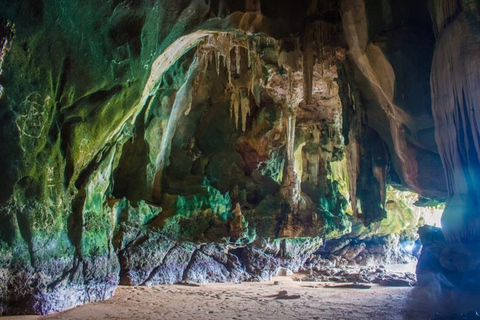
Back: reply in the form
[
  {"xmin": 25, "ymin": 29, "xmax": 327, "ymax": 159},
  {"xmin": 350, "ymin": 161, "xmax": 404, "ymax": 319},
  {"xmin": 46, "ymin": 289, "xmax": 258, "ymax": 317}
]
[
  {"xmin": 276, "ymin": 40, "xmax": 304, "ymax": 214},
  {"xmin": 345, "ymin": 113, "xmax": 388, "ymax": 225},
  {"xmin": 347, "ymin": 133, "xmax": 360, "ymax": 217},
  {"xmin": 307, "ymin": 0, "xmax": 318, "ymax": 16},
  {"xmin": 216, "ymin": 51, "xmax": 221, "ymax": 75},
  {"xmin": 209, "ymin": 50, "xmax": 214, "ymax": 67},
  {"xmin": 212, "ymin": 33, "xmax": 234, "ymax": 83},
  {"xmin": 193, "ymin": 32, "xmax": 279, "ymax": 134},
  {"xmin": 229, "ymin": 91, "xmax": 233, "ymax": 121},
  {"xmin": 278, "ymin": 39, "xmax": 302, "ymax": 73},
  {"xmin": 280, "ymin": 106, "xmax": 301, "ymax": 214},
  {"xmin": 235, "ymin": 45, "xmax": 241, "ymax": 75},
  {"xmin": 312, "ymin": 20, "xmax": 340, "ymax": 75},
  {"xmin": 249, "ymin": 67, "xmax": 255, "ymax": 97},
  {"xmin": 286, "ymin": 69, "xmax": 293, "ymax": 104},
  {"xmin": 240, "ymin": 88, "xmax": 250, "ymax": 132},
  {"xmin": 229, "ymin": 85, "xmax": 250, "ymax": 132},
  {"xmin": 303, "ymin": 27, "xmax": 314, "ymax": 106},
  {"xmin": 302, "ymin": 0, "xmax": 321, "ymax": 106},
  {"xmin": 313, "ymin": 125, "xmax": 321, "ymax": 143},
  {"xmin": 187, "ymin": 31, "xmax": 309, "ymax": 214},
  {"xmin": 245, "ymin": 0, "xmax": 261, "ymax": 12},
  {"xmin": 247, "ymin": 39, "xmax": 251, "ymax": 68},
  {"xmin": 231, "ymin": 87, "xmax": 240, "ymax": 130},
  {"xmin": 340, "ymin": 1, "xmax": 424, "ymax": 197},
  {"xmin": 286, "ymin": 110, "xmax": 296, "ymax": 162},
  {"xmin": 227, "ymin": 35, "xmax": 232, "ymax": 83},
  {"xmin": 306, "ymin": 151, "xmax": 320, "ymax": 186},
  {"xmin": 428, "ymin": 0, "xmax": 462, "ymax": 36}
]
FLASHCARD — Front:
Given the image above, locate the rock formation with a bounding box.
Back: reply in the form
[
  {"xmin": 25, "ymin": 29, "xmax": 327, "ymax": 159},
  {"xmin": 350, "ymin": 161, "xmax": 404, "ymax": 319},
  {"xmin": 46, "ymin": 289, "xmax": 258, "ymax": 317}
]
[{"xmin": 0, "ymin": 0, "xmax": 478, "ymax": 315}]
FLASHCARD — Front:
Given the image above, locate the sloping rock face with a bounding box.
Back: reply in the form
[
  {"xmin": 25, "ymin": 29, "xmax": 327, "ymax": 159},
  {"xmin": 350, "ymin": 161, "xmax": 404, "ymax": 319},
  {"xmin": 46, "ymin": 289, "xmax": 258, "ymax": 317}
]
[
  {"xmin": 415, "ymin": 0, "xmax": 480, "ymax": 290},
  {"xmin": 0, "ymin": 0, "xmax": 476, "ymax": 315},
  {"xmin": 430, "ymin": 1, "xmax": 480, "ymax": 244},
  {"xmin": 340, "ymin": 0, "xmax": 445, "ymax": 200}
]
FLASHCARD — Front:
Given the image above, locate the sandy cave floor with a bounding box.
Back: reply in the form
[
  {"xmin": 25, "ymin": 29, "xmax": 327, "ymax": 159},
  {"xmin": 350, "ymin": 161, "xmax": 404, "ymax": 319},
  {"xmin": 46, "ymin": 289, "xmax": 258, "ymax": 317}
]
[{"xmin": 7, "ymin": 272, "xmax": 480, "ymax": 320}]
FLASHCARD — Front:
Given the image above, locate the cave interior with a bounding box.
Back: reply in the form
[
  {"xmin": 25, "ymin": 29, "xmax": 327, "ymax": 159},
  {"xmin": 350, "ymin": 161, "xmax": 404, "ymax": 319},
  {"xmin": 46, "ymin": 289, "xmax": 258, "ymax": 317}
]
[{"xmin": 1, "ymin": 0, "xmax": 480, "ymax": 317}]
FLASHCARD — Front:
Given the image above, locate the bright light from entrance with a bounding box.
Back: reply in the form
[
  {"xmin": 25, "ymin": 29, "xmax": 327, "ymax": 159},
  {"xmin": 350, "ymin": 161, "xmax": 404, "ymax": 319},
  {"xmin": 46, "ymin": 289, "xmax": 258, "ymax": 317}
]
[{"xmin": 422, "ymin": 207, "xmax": 443, "ymax": 228}]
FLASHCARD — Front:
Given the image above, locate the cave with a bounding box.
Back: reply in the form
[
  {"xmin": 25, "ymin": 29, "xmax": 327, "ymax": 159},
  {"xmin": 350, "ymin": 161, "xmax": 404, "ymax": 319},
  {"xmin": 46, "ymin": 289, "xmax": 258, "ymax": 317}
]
[{"xmin": 1, "ymin": 0, "xmax": 480, "ymax": 319}]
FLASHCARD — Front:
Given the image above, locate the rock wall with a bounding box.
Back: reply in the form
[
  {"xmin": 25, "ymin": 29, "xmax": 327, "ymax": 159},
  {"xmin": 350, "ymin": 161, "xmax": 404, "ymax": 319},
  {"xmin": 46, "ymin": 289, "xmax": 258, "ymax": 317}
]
[
  {"xmin": 413, "ymin": 0, "xmax": 480, "ymax": 290},
  {"xmin": 430, "ymin": 0, "xmax": 480, "ymax": 244},
  {"xmin": 0, "ymin": 0, "xmax": 215, "ymax": 314},
  {"xmin": 339, "ymin": 0, "xmax": 445, "ymax": 200}
]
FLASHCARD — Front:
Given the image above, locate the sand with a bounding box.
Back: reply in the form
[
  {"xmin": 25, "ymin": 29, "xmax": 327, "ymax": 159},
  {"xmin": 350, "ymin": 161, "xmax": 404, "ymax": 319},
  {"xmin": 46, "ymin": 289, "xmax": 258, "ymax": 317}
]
[
  {"xmin": 4, "ymin": 275, "xmax": 459, "ymax": 320},
  {"xmin": 5, "ymin": 262, "xmax": 480, "ymax": 320}
]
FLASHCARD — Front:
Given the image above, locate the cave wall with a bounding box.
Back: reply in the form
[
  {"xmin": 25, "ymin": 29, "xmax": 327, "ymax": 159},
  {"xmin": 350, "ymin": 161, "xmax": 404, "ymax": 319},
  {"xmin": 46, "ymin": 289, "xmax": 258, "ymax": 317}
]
[
  {"xmin": 340, "ymin": 0, "xmax": 445, "ymax": 200},
  {"xmin": 0, "ymin": 0, "xmax": 472, "ymax": 315},
  {"xmin": 414, "ymin": 0, "xmax": 480, "ymax": 291},
  {"xmin": 429, "ymin": 0, "xmax": 480, "ymax": 243},
  {"xmin": 0, "ymin": 0, "xmax": 215, "ymax": 314}
]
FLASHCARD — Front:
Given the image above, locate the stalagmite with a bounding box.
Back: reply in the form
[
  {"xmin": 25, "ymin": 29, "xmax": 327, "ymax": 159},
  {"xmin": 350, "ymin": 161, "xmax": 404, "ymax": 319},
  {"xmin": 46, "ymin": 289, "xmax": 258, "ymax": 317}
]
[{"xmin": 230, "ymin": 203, "xmax": 245, "ymax": 241}]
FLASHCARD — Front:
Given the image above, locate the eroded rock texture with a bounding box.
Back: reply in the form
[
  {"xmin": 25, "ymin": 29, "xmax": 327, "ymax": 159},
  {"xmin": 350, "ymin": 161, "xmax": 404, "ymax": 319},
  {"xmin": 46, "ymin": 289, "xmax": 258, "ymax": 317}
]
[
  {"xmin": 430, "ymin": 1, "xmax": 480, "ymax": 243},
  {"xmin": 0, "ymin": 0, "xmax": 477, "ymax": 315},
  {"xmin": 413, "ymin": 0, "xmax": 480, "ymax": 291}
]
